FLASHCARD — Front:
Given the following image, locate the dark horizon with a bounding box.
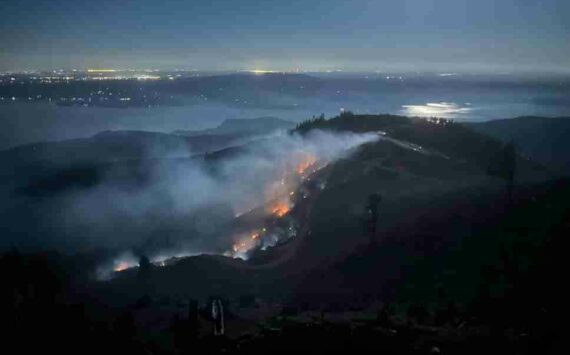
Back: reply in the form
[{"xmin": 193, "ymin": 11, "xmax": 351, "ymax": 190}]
[
  {"xmin": 14, "ymin": 67, "xmax": 570, "ymax": 75},
  {"xmin": 3, "ymin": 67, "xmax": 570, "ymax": 80},
  {"xmin": 2, "ymin": 1, "xmax": 569, "ymax": 73}
]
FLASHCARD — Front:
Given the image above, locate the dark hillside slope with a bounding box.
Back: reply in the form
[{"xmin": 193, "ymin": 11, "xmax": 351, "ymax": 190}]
[
  {"xmin": 2, "ymin": 113, "xmax": 566, "ymax": 353},
  {"xmin": 88, "ymin": 113, "xmax": 551, "ymax": 300},
  {"xmin": 293, "ymin": 178, "xmax": 567, "ymax": 342}
]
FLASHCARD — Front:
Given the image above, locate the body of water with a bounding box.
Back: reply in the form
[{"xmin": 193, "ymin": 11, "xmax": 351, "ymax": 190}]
[{"xmin": 2, "ymin": 74, "xmax": 569, "ymax": 149}]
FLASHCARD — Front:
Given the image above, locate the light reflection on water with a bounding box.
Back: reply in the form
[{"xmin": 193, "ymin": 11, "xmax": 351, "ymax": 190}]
[{"xmin": 401, "ymin": 102, "xmax": 473, "ymax": 118}]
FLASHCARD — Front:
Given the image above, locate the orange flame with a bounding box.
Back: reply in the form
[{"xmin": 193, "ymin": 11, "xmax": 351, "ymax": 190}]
[
  {"xmin": 295, "ymin": 154, "xmax": 317, "ymax": 175},
  {"xmin": 262, "ymin": 152, "xmax": 316, "ymax": 217},
  {"xmin": 230, "ymin": 152, "xmax": 318, "ymax": 257},
  {"xmin": 232, "ymin": 231, "xmax": 261, "ymax": 255},
  {"xmin": 114, "ymin": 262, "xmax": 130, "ymax": 272},
  {"xmin": 268, "ymin": 199, "xmax": 290, "ymax": 217}
]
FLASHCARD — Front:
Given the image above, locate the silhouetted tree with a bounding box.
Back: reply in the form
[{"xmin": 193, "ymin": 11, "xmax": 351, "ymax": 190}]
[
  {"xmin": 295, "ymin": 113, "xmax": 327, "ymax": 133},
  {"xmin": 138, "ymin": 255, "xmax": 151, "ymax": 280},
  {"xmin": 366, "ymin": 193, "xmax": 382, "ymax": 245},
  {"xmin": 211, "ymin": 298, "xmax": 225, "ymax": 336}
]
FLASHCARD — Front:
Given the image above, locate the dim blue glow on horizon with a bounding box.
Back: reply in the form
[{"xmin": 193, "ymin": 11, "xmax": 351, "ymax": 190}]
[{"xmin": 0, "ymin": 0, "xmax": 569, "ymax": 73}]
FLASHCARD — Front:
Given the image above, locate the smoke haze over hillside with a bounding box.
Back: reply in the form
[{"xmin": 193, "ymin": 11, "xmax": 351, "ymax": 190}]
[{"xmin": 0, "ymin": 130, "xmax": 377, "ymax": 272}]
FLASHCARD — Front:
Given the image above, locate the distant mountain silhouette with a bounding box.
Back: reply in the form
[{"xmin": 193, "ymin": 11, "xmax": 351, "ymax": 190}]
[
  {"xmin": 0, "ymin": 130, "xmax": 249, "ymax": 172},
  {"xmin": 466, "ymin": 116, "xmax": 570, "ymax": 173},
  {"xmin": 173, "ymin": 117, "xmax": 294, "ymax": 137}
]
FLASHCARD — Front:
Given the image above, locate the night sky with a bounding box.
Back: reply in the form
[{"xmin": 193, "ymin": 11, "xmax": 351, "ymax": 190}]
[{"xmin": 1, "ymin": 0, "xmax": 569, "ymax": 72}]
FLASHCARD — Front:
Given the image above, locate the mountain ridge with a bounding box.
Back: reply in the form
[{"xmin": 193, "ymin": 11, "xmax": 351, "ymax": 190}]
[{"xmin": 466, "ymin": 115, "xmax": 570, "ymax": 172}]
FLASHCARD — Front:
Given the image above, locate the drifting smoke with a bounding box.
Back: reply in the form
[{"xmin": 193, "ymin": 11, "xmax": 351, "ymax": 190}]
[{"xmin": 14, "ymin": 129, "xmax": 377, "ymax": 279}]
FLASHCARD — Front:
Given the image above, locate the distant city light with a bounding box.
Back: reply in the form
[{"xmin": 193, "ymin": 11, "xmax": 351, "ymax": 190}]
[
  {"xmin": 87, "ymin": 69, "xmax": 117, "ymax": 73},
  {"xmin": 250, "ymin": 69, "xmax": 278, "ymax": 75},
  {"xmin": 135, "ymin": 74, "xmax": 161, "ymax": 80}
]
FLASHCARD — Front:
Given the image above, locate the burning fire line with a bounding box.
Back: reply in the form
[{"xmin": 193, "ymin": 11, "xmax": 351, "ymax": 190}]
[
  {"xmin": 113, "ymin": 261, "xmax": 132, "ymax": 272},
  {"xmin": 106, "ymin": 153, "xmax": 324, "ymax": 274},
  {"xmin": 229, "ymin": 152, "xmax": 322, "ymax": 258},
  {"xmin": 98, "ymin": 133, "xmax": 377, "ymax": 279}
]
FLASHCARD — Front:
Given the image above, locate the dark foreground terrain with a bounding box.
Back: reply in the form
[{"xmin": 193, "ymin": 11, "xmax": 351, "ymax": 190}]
[{"xmin": 1, "ymin": 113, "xmax": 567, "ymax": 354}]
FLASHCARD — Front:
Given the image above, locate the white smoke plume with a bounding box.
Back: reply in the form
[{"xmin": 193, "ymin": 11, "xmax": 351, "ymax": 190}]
[{"xmin": 43, "ymin": 130, "xmax": 377, "ymax": 277}]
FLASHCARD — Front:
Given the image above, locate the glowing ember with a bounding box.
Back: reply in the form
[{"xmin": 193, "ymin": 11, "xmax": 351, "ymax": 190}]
[
  {"xmin": 114, "ymin": 261, "xmax": 131, "ymax": 272},
  {"xmin": 295, "ymin": 154, "xmax": 317, "ymax": 175},
  {"xmin": 269, "ymin": 200, "xmax": 290, "ymax": 217},
  {"xmin": 231, "ymin": 230, "xmax": 263, "ymax": 257},
  {"xmin": 262, "ymin": 152, "xmax": 317, "ymax": 218}
]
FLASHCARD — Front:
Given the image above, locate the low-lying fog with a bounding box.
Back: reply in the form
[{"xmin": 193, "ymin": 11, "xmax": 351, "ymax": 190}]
[{"xmin": 2, "ymin": 73, "xmax": 570, "ymax": 150}]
